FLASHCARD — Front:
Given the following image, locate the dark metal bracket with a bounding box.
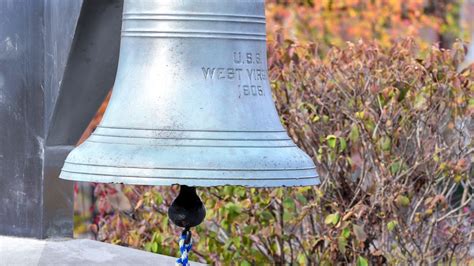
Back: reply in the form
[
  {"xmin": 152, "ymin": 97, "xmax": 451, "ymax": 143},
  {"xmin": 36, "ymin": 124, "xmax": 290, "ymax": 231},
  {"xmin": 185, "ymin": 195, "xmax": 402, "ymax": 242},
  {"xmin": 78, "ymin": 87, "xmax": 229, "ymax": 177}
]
[{"xmin": 46, "ymin": 0, "xmax": 123, "ymax": 146}]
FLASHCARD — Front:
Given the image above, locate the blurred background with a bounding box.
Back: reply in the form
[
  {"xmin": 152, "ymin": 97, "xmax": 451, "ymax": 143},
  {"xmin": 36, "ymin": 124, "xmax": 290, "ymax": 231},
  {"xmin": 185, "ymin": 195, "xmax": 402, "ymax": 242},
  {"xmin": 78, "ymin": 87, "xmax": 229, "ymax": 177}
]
[{"xmin": 73, "ymin": 0, "xmax": 473, "ymax": 264}]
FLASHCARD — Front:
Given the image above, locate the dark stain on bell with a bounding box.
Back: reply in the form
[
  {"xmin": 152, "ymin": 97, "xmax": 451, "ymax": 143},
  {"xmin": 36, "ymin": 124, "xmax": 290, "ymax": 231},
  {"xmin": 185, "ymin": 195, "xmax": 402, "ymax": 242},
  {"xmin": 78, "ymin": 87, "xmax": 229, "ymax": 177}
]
[{"xmin": 168, "ymin": 185, "xmax": 206, "ymax": 228}]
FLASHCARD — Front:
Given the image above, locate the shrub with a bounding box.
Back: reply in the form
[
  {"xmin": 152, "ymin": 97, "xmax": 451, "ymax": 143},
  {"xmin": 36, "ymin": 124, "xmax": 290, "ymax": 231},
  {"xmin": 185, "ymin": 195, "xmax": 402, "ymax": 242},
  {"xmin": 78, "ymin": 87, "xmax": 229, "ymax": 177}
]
[
  {"xmin": 265, "ymin": 0, "xmax": 465, "ymax": 51},
  {"xmin": 90, "ymin": 39, "xmax": 472, "ymax": 265}
]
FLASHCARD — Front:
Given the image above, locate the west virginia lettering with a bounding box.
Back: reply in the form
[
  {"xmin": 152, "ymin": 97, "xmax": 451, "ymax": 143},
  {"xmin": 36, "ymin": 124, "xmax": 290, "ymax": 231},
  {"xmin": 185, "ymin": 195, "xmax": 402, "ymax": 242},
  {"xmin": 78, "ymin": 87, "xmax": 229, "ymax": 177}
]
[{"xmin": 202, "ymin": 67, "xmax": 267, "ymax": 81}]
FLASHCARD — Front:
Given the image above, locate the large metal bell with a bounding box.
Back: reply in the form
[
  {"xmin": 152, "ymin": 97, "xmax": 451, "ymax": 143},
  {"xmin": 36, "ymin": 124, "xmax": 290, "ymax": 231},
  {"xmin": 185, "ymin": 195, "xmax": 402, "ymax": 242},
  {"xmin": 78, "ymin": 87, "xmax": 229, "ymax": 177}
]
[{"xmin": 60, "ymin": 0, "xmax": 319, "ymax": 187}]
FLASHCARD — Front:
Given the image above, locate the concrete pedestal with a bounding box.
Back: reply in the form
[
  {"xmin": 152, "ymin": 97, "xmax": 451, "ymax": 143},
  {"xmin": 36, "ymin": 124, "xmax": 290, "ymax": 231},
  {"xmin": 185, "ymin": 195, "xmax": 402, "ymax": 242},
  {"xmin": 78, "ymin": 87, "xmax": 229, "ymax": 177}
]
[{"xmin": 0, "ymin": 236, "xmax": 206, "ymax": 265}]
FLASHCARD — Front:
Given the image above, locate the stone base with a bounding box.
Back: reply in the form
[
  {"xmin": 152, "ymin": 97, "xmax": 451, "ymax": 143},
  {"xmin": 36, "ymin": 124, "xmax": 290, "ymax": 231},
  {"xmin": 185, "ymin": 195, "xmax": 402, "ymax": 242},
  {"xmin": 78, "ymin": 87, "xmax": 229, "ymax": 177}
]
[{"xmin": 0, "ymin": 236, "xmax": 206, "ymax": 265}]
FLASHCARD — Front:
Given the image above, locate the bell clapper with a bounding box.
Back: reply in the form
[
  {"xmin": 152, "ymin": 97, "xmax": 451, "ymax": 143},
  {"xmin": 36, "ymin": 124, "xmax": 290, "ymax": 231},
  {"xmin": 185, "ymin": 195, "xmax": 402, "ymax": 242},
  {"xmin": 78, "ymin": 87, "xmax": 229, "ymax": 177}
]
[
  {"xmin": 169, "ymin": 185, "xmax": 205, "ymax": 264},
  {"xmin": 168, "ymin": 185, "xmax": 206, "ymax": 228}
]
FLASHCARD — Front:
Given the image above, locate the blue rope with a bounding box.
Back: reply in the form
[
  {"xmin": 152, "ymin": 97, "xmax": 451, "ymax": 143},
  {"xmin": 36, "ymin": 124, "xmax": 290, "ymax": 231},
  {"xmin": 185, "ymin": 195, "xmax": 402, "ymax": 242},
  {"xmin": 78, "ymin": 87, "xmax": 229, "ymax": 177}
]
[{"xmin": 176, "ymin": 228, "xmax": 192, "ymax": 266}]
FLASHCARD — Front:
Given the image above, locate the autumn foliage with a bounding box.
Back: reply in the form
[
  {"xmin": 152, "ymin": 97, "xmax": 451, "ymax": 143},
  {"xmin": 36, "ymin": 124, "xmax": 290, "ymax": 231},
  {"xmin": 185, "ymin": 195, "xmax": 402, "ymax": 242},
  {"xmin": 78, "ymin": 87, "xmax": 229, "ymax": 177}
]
[
  {"xmin": 75, "ymin": 1, "xmax": 473, "ymax": 265},
  {"xmin": 265, "ymin": 0, "xmax": 463, "ymax": 50},
  {"xmin": 86, "ymin": 39, "xmax": 473, "ymax": 265}
]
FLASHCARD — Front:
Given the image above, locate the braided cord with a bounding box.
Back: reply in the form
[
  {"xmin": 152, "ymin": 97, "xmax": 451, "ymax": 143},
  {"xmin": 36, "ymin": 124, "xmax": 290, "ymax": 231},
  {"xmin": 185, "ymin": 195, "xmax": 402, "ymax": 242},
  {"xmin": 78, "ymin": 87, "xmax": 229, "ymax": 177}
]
[{"xmin": 176, "ymin": 228, "xmax": 192, "ymax": 266}]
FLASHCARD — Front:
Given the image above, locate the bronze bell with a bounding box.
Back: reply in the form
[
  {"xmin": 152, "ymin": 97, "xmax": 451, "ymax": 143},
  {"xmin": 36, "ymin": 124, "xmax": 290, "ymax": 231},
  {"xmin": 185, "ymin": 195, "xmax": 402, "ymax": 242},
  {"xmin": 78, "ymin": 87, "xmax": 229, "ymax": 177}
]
[
  {"xmin": 59, "ymin": 0, "xmax": 320, "ymax": 236},
  {"xmin": 59, "ymin": 0, "xmax": 319, "ymax": 189}
]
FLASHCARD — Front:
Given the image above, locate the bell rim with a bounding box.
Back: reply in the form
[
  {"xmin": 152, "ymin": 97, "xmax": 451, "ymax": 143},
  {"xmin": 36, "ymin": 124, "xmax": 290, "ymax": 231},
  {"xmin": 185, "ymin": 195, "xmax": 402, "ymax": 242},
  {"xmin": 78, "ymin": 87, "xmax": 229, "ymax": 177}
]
[
  {"xmin": 59, "ymin": 170, "xmax": 320, "ymax": 187},
  {"xmin": 61, "ymin": 136, "xmax": 319, "ymax": 187}
]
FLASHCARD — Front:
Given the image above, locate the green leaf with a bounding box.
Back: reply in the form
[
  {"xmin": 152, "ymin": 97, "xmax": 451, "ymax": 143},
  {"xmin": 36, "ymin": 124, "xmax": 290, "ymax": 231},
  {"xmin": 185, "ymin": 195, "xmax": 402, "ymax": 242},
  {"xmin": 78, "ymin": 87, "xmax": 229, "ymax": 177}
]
[
  {"xmin": 355, "ymin": 111, "xmax": 365, "ymax": 119},
  {"xmin": 223, "ymin": 186, "xmax": 234, "ymax": 197},
  {"xmin": 387, "ymin": 220, "xmax": 398, "ymax": 232},
  {"xmin": 224, "ymin": 238, "xmax": 233, "ymax": 250},
  {"xmin": 235, "ymin": 187, "xmax": 246, "ymax": 198},
  {"xmin": 396, "ymin": 195, "xmax": 410, "ymax": 207},
  {"xmin": 469, "ymin": 98, "xmax": 474, "ymax": 108},
  {"xmin": 365, "ymin": 119, "xmax": 375, "ymax": 133},
  {"xmin": 260, "ymin": 210, "xmax": 273, "ymax": 221},
  {"xmin": 390, "ymin": 161, "xmax": 401, "ymax": 175},
  {"xmin": 341, "ymin": 227, "xmax": 351, "ymax": 238},
  {"xmin": 357, "ymin": 256, "xmax": 369, "ymax": 266},
  {"xmin": 324, "ymin": 212, "xmax": 340, "ymax": 226},
  {"xmin": 454, "ymin": 174, "xmax": 463, "ymax": 183},
  {"xmin": 326, "ymin": 135, "xmax": 337, "ymax": 149},
  {"xmin": 240, "ymin": 261, "xmax": 251, "ymax": 266},
  {"xmin": 154, "ymin": 193, "xmax": 163, "ymax": 205},
  {"xmin": 151, "ymin": 242, "xmax": 158, "ymax": 253},
  {"xmin": 144, "ymin": 242, "xmax": 152, "ymax": 252},
  {"xmin": 380, "ymin": 136, "xmax": 391, "ymax": 151},
  {"xmin": 151, "ymin": 232, "xmax": 159, "ymax": 242},
  {"xmin": 296, "ymin": 193, "xmax": 308, "ymax": 204},
  {"xmin": 162, "ymin": 216, "xmax": 168, "ymax": 228},
  {"xmin": 297, "ymin": 253, "xmax": 306, "ymax": 265},
  {"xmin": 225, "ymin": 202, "xmax": 242, "ymax": 214},
  {"xmin": 225, "ymin": 202, "xmax": 242, "ymax": 222},
  {"xmin": 338, "ymin": 236, "xmax": 347, "ymax": 254},
  {"xmin": 414, "ymin": 93, "xmax": 427, "ymax": 110},
  {"xmin": 232, "ymin": 237, "xmax": 241, "ymax": 249},
  {"xmin": 312, "ymin": 115, "xmax": 320, "ymax": 122},
  {"xmin": 322, "ymin": 115, "xmax": 330, "ymax": 123},
  {"xmin": 339, "ymin": 137, "xmax": 347, "ymax": 152},
  {"xmin": 241, "ymin": 198, "xmax": 252, "ymax": 208},
  {"xmin": 349, "ymin": 126, "xmax": 360, "ymax": 142},
  {"xmin": 243, "ymin": 225, "xmax": 254, "ymax": 234},
  {"xmin": 283, "ymin": 212, "xmax": 293, "ymax": 222},
  {"xmin": 283, "ymin": 197, "xmax": 296, "ymax": 210}
]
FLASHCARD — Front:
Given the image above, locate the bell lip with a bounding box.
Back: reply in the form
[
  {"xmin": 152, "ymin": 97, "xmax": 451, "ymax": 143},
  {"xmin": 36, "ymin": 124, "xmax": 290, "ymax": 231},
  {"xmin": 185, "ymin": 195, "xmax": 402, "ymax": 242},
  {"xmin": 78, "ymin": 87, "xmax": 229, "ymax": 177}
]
[
  {"xmin": 61, "ymin": 136, "xmax": 320, "ymax": 187},
  {"xmin": 59, "ymin": 170, "xmax": 320, "ymax": 187}
]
